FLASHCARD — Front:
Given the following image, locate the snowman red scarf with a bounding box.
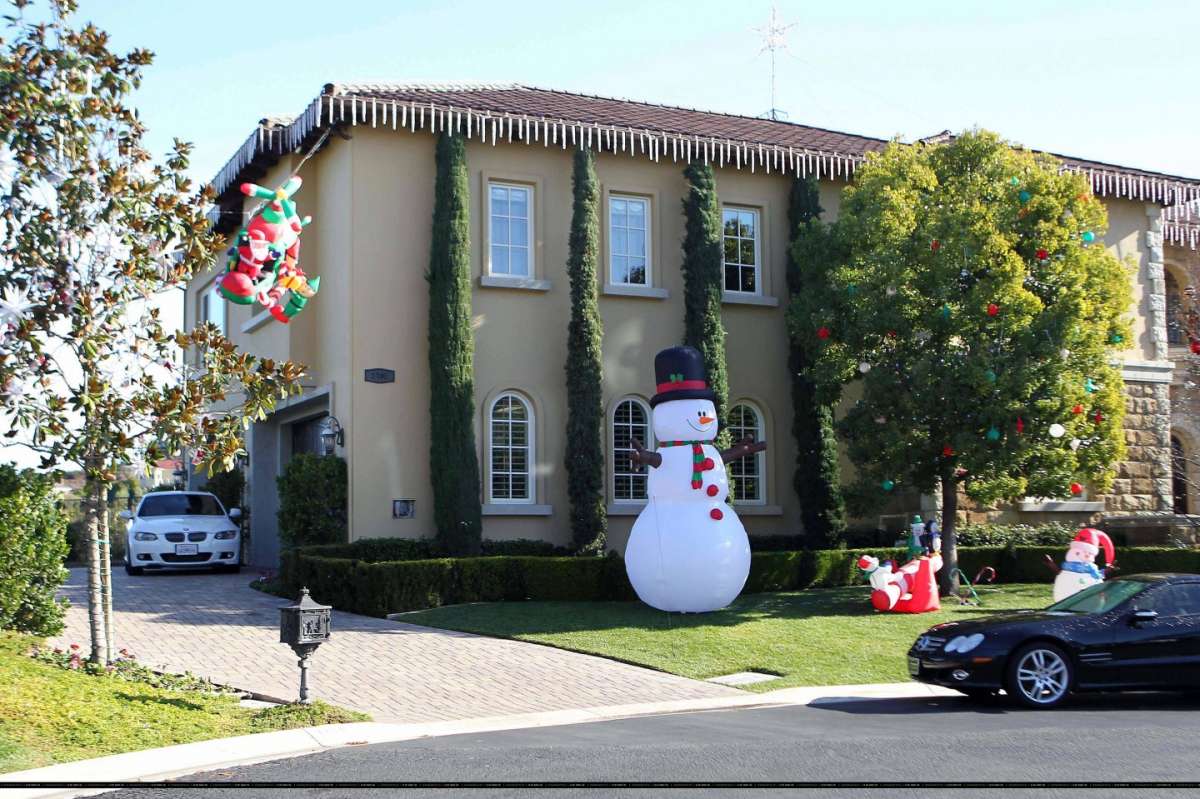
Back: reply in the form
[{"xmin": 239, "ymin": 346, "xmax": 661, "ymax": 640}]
[{"xmin": 659, "ymin": 440, "xmax": 715, "ymax": 489}]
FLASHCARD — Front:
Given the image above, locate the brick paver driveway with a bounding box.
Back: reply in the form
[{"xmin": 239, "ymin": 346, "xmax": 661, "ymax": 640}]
[{"xmin": 52, "ymin": 568, "xmax": 737, "ymax": 722}]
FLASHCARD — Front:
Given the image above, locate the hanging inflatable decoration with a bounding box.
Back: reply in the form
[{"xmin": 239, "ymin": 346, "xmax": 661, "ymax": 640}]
[{"xmin": 219, "ymin": 177, "xmax": 319, "ymax": 324}]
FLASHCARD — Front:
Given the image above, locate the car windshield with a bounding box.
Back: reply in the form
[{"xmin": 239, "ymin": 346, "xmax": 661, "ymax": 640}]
[
  {"xmin": 139, "ymin": 494, "xmax": 225, "ymax": 517},
  {"xmin": 1046, "ymin": 579, "xmax": 1151, "ymax": 614}
]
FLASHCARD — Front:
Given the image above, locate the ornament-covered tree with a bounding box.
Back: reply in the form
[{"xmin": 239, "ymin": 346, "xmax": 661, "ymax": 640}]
[
  {"xmin": 680, "ymin": 162, "xmax": 730, "ymax": 442},
  {"xmin": 426, "ymin": 132, "xmax": 483, "ymax": 556},
  {"xmin": 0, "ymin": 1, "xmax": 304, "ymax": 663},
  {"xmin": 563, "ymin": 147, "xmax": 606, "ymax": 554},
  {"xmin": 804, "ymin": 131, "xmax": 1132, "ymax": 591},
  {"xmin": 786, "ymin": 176, "xmax": 846, "ymax": 548}
]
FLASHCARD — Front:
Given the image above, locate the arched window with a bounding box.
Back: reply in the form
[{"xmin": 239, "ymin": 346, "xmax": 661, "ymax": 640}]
[
  {"xmin": 1166, "ymin": 271, "xmax": 1185, "ymax": 345},
  {"xmin": 489, "ymin": 393, "xmax": 533, "ymax": 503},
  {"xmin": 1172, "ymin": 435, "xmax": 1189, "ymax": 515},
  {"xmin": 612, "ymin": 398, "xmax": 652, "ymax": 502},
  {"xmin": 728, "ymin": 402, "xmax": 765, "ymax": 503}
]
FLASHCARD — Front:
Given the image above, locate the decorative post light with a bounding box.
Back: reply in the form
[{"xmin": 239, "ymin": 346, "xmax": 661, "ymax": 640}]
[
  {"xmin": 278, "ymin": 587, "xmax": 332, "ymax": 704},
  {"xmin": 319, "ymin": 416, "xmax": 344, "ymax": 456}
]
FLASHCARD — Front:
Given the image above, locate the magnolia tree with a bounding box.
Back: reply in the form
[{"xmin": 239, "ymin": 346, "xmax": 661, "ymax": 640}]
[
  {"xmin": 1169, "ymin": 263, "xmax": 1199, "ymax": 522},
  {"xmin": 0, "ymin": 0, "xmax": 303, "ymax": 663},
  {"xmin": 795, "ymin": 131, "xmax": 1133, "ymax": 591}
]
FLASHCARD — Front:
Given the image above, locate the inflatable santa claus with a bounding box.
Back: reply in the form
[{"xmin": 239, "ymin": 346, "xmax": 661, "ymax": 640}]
[{"xmin": 857, "ymin": 552, "xmax": 942, "ymax": 614}]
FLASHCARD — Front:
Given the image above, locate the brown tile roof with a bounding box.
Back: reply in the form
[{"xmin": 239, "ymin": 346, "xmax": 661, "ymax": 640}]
[{"xmin": 209, "ymin": 82, "xmax": 1200, "ymax": 225}]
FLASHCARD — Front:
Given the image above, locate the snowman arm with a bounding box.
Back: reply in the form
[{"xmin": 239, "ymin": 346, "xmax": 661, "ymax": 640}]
[
  {"xmin": 1042, "ymin": 554, "xmax": 1061, "ymax": 575},
  {"xmin": 628, "ymin": 439, "xmax": 662, "ymax": 469},
  {"xmin": 720, "ymin": 437, "xmax": 767, "ymax": 463}
]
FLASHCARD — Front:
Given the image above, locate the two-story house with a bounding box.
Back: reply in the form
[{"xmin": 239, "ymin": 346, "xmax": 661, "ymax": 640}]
[{"xmin": 186, "ymin": 83, "xmax": 1200, "ymax": 566}]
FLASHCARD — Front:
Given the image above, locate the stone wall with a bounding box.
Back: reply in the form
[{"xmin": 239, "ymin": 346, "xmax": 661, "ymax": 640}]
[{"xmin": 1106, "ymin": 380, "xmax": 1173, "ymax": 513}]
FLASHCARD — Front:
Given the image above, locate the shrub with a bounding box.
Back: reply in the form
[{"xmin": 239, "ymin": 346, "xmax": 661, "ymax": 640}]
[
  {"xmin": 955, "ymin": 522, "xmax": 1077, "ymax": 548},
  {"xmin": 0, "ymin": 466, "xmax": 70, "ymax": 635},
  {"xmin": 482, "ymin": 538, "xmax": 573, "ymax": 557},
  {"xmin": 276, "ymin": 454, "xmax": 347, "ymax": 549},
  {"xmin": 204, "ymin": 469, "xmax": 245, "ymax": 514}
]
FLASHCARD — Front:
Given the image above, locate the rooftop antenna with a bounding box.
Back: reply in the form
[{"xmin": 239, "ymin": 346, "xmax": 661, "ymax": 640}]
[{"xmin": 752, "ymin": 4, "xmax": 796, "ymax": 121}]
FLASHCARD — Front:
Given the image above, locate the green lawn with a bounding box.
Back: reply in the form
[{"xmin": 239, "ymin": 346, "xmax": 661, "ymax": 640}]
[
  {"xmin": 398, "ymin": 583, "xmax": 1054, "ymax": 691},
  {"xmin": 0, "ymin": 632, "xmax": 368, "ymax": 774}
]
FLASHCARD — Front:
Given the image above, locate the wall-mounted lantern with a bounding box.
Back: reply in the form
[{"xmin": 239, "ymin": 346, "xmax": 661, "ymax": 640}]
[{"xmin": 319, "ymin": 416, "xmax": 344, "ymax": 456}]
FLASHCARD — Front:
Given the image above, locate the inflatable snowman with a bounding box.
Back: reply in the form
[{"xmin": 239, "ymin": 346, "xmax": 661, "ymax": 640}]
[
  {"xmin": 1052, "ymin": 527, "xmax": 1116, "ymax": 602},
  {"xmin": 623, "ymin": 346, "xmax": 764, "ymax": 613}
]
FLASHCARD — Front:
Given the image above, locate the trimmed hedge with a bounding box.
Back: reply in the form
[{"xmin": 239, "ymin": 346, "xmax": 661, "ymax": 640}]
[{"xmin": 279, "ymin": 543, "xmax": 1200, "ymax": 618}]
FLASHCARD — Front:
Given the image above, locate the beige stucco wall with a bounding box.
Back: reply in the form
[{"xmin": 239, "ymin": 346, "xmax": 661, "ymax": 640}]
[{"xmin": 189, "ymin": 123, "xmax": 1172, "ymax": 557}]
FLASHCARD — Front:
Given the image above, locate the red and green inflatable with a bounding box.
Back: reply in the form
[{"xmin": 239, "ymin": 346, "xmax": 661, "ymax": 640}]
[{"xmin": 218, "ymin": 177, "xmax": 319, "ymax": 324}]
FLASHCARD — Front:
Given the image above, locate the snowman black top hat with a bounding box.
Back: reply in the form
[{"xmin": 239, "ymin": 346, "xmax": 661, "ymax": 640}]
[{"xmin": 650, "ymin": 345, "xmax": 716, "ymax": 407}]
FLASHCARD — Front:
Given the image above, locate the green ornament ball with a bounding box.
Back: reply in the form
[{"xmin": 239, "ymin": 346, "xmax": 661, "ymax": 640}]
[
  {"xmin": 985, "ymin": 369, "xmax": 997, "ymax": 383},
  {"xmin": 1081, "ymin": 231, "xmax": 1096, "ymax": 243},
  {"xmin": 1110, "ymin": 333, "xmax": 1123, "ymax": 344},
  {"xmin": 986, "ymin": 426, "xmax": 1001, "ymax": 442},
  {"xmin": 1010, "ymin": 177, "xmax": 1020, "ymax": 186},
  {"xmin": 881, "ymin": 479, "xmax": 895, "ymax": 492},
  {"xmin": 1018, "ymin": 190, "xmax": 1031, "ymax": 204}
]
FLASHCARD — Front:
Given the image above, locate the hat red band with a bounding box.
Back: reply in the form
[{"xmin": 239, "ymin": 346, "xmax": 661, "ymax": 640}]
[{"xmin": 656, "ymin": 379, "xmax": 707, "ymax": 394}]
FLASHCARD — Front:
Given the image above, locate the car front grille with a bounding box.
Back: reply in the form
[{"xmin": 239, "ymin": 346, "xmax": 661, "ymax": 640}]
[
  {"xmin": 187, "ymin": 532, "xmax": 206, "ymax": 542},
  {"xmin": 165, "ymin": 533, "xmax": 184, "ymax": 543},
  {"xmin": 161, "ymin": 553, "xmax": 212, "ymax": 563},
  {"xmin": 914, "ymin": 635, "xmax": 947, "ymax": 654}
]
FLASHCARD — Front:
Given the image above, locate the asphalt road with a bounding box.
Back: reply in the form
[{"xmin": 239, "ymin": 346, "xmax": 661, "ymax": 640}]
[{"xmin": 98, "ymin": 692, "xmax": 1200, "ymax": 799}]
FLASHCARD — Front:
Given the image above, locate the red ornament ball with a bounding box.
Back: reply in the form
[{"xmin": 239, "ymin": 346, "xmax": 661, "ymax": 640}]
[
  {"xmin": 1036, "ymin": 248, "xmax": 1049, "ymax": 260},
  {"xmin": 931, "ymin": 239, "xmax": 941, "ymax": 251},
  {"xmin": 710, "ymin": 508, "xmax": 724, "ymax": 521},
  {"xmin": 1093, "ymin": 411, "xmax": 1104, "ymax": 423},
  {"xmin": 942, "ymin": 444, "xmax": 955, "ymax": 457},
  {"xmin": 986, "ymin": 303, "xmax": 1000, "ymax": 317},
  {"xmin": 706, "ymin": 485, "xmax": 719, "ymax": 497},
  {"xmin": 1192, "ymin": 340, "xmax": 1200, "ymax": 354},
  {"xmin": 1070, "ymin": 482, "xmax": 1083, "ymax": 496},
  {"xmin": 1072, "ymin": 404, "xmax": 1084, "ymax": 415},
  {"xmin": 701, "ymin": 458, "xmax": 715, "ymax": 471},
  {"xmin": 817, "ymin": 326, "xmax": 831, "ymax": 340}
]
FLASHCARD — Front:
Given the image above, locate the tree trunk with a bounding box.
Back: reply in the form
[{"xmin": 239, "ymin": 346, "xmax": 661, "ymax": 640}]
[
  {"xmin": 937, "ymin": 474, "xmax": 960, "ymax": 596},
  {"xmin": 99, "ymin": 497, "xmax": 114, "ymax": 664},
  {"xmin": 83, "ymin": 487, "xmax": 107, "ymax": 664}
]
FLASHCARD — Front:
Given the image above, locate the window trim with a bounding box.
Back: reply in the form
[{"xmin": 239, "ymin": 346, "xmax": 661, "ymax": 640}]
[
  {"xmin": 727, "ymin": 400, "xmax": 766, "ymax": 505},
  {"xmin": 610, "ymin": 395, "xmax": 654, "ymax": 506},
  {"xmin": 607, "ymin": 194, "xmax": 652, "ymax": 288},
  {"xmin": 485, "ymin": 180, "xmax": 535, "ymax": 279},
  {"xmin": 200, "ymin": 279, "xmax": 227, "ymax": 336},
  {"xmin": 486, "ymin": 391, "xmax": 535, "ymax": 505},
  {"xmin": 721, "ymin": 205, "xmax": 762, "ymax": 297}
]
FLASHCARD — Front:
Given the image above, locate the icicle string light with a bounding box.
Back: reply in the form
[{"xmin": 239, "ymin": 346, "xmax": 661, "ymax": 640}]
[{"xmin": 210, "ymin": 88, "xmax": 1200, "ymax": 247}]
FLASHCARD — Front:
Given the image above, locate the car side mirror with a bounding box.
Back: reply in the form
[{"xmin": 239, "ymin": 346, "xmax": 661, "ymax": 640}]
[
  {"xmin": 1131, "ymin": 609, "xmax": 1158, "ymax": 626},
  {"xmin": 228, "ymin": 508, "xmax": 242, "ymax": 520},
  {"xmin": 118, "ymin": 510, "xmax": 133, "ymax": 521}
]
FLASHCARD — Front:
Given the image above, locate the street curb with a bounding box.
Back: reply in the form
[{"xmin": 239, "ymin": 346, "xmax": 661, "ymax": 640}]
[{"xmin": 0, "ymin": 681, "xmax": 959, "ymax": 797}]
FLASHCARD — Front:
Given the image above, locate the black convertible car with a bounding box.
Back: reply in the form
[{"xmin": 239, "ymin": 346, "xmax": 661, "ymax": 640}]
[{"xmin": 908, "ymin": 573, "xmax": 1200, "ymax": 708}]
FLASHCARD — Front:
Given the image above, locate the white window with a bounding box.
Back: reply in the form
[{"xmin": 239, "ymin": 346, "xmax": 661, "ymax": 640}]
[
  {"xmin": 609, "ymin": 196, "xmax": 650, "ymax": 286},
  {"xmin": 612, "ymin": 398, "xmax": 652, "ymax": 502},
  {"xmin": 722, "ymin": 207, "xmax": 760, "ymax": 294},
  {"xmin": 489, "ymin": 183, "xmax": 532, "ymax": 278},
  {"xmin": 728, "ymin": 402, "xmax": 765, "ymax": 503},
  {"xmin": 200, "ymin": 282, "xmax": 225, "ymax": 336},
  {"xmin": 489, "ymin": 393, "xmax": 533, "ymax": 503}
]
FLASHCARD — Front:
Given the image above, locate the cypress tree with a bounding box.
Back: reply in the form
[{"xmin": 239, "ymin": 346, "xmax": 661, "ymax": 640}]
[
  {"xmin": 427, "ymin": 133, "xmax": 483, "ymax": 556},
  {"xmin": 564, "ymin": 148, "xmax": 607, "ymax": 553},
  {"xmin": 786, "ymin": 177, "xmax": 846, "ymax": 548},
  {"xmin": 680, "ymin": 162, "xmax": 730, "ymax": 435}
]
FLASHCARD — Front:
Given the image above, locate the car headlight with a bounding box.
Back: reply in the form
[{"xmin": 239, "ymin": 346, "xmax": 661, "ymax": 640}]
[
  {"xmin": 133, "ymin": 532, "xmax": 158, "ymax": 541},
  {"xmin": 945, "ymin": 633, "xmax": 985, "ymax": 654},
  {"xmin": 214, "ymin": 530, "xmax": 238, "ymax": 540}
]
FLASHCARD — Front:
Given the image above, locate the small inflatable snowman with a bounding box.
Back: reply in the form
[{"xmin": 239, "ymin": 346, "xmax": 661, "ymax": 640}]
[
  {"xmin": 623, "ymin": 346, "xmax": 764, "ymax": 613},
  {"xmin": 1052, "ymin": 527, "xmax": 1116, "ymax": 602}
]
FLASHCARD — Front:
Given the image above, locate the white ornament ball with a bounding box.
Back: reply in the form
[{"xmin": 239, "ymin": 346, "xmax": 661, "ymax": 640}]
[
  {"xmin": 1049, "ymin": 423, "xmax": 1066, "ymax": 439},
  {"xmin": 1060, "ymin": 349, "xmax": 1071, "ymax": 359},
  {"xmin": 859, "ymin": 362, "xmax": 871, "ymax": 374},
  {"xmin": 886, "ymin": 286, "xmax": 897, "ymax": 297}
]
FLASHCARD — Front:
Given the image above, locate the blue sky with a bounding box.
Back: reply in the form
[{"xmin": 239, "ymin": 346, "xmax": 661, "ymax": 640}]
[{"xmin": 83, "ymin": 0, "xmax": 1200, "ymax": 185}]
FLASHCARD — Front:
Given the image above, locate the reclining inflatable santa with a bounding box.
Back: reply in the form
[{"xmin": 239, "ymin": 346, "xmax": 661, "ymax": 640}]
[{"xmin": 857, "ymin": 552, "xmax": 943, "ymax": 613}]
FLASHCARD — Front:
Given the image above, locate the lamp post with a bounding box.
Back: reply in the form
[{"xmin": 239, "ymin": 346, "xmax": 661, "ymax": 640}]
[{"xmin": 278, "ymin": 587, "xmax": 331, "ymax": 704}]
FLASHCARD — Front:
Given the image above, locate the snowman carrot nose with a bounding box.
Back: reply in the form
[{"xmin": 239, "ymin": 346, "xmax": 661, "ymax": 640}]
[{"xmin": 698, "ymin": 415, "xmax": 715, "ymax": 424}]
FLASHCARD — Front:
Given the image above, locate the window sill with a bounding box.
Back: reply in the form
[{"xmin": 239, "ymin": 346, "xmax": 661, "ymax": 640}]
[
  {"xmin": 602, "ymin": 284, "xmax": 669, "ymax": 300},
  {"xmin": 1017, "ymin": 500, "xmax": 1104, "ymax": 513},
  {"xmin": 732, "ymin": 504, "xmax": 783, "ymax": 516},
  {"xmin": 482, "ymin": 503, "xmax": 553, "ymax": 516},
  {"xmin": 480, "ymin": 275, "xmax": 552, "ymax": 292},
  {"xmin": 606, "ymin": 503, "xmax": 647, "ymax": 516},
  {"xmin": 722, "ymin": 292, "xmax": 779, "ymax": 308},
  {"xmin": 241, "ymin": 308, "xmax": 273, "ymax": 333}
]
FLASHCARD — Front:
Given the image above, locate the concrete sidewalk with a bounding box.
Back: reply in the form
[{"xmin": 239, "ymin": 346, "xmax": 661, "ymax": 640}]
[{"xmin": 0, "ymin": 681, "xmax": 959, "ymax": 798}]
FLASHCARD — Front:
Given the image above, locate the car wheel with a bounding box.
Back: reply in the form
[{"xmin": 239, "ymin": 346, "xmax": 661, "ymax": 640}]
[
  {"xmin": 1006, "ymin": 642, "xmax": 1073, "ymax": 709},
  {"xmin": 124, "ymin": 561, "xmax": 144, "ymax": 576}
]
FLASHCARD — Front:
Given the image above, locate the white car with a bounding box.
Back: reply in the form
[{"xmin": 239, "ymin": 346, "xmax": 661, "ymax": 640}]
[{"xmin": 120, "ymin": 491, "xmax": 242, "ymax": 575}]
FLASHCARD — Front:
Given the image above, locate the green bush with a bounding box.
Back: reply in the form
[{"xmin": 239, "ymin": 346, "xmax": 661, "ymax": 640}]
[
  {"xmin": 481, "ymin": 538, "xmax": 572, "ymax": 557},
  {"xmin": 954, "ymin": 522, "xmax": 1077, "ymax": 548},
  {"xmin": 276, "ymin": 454, "xmax": 347, "ymax": 549},
  {"xmin": 0, "ymin": 466, "xmax": 70, "ymax": 635}
]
